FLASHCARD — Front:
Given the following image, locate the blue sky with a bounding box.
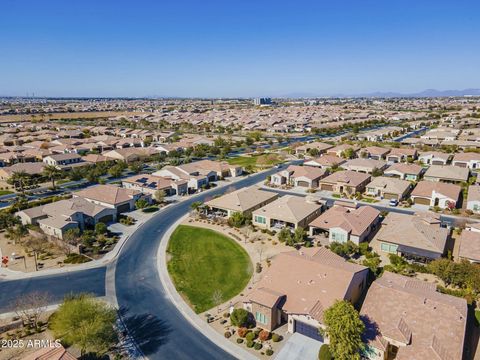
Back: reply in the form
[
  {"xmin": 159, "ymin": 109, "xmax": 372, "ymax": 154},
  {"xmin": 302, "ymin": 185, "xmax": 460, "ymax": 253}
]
[{"xmin": 1, "ymin": 0, "xmax": 479, "ymax": 97}]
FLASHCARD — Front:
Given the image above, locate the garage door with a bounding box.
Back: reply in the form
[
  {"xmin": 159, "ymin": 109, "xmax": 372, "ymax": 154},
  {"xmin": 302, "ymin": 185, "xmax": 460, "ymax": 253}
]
[
  {"xmin": 432, "ymin": 160, "xmax": 444, "ymax": 166},
  {"xmin": 295, "ymin": 321, "xmax": 323, "ymax": 342},
  {"xmin": 413, "ymin": 197, "xmax": 430, "ymax": 205},
  {"xmin": 321, "ymin": 184, "xmax": 333, "ymax": 191},
  {"xmin": 456, "ymin": 162, "xmax": 467, "ymax": 168},
  {"xmin": 118, "ymin": 203, "xmax": 131, "ymax": 213},
  {"xmin": 297, "ymin": 181, "xmax": 310, "ymax": 187},
  {"xmin": 98, "ymin": 215, "xmax": 114, "ymax": 224},
  {"xmin": 384, "ymin": 193, "xmax": 398, "ymax": 200}
]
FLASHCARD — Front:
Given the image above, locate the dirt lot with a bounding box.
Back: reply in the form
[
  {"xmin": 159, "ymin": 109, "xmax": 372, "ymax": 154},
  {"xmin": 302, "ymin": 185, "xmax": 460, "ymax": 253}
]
[
  {"xmin": 0, "ymin": 233, "xmax": 67, "ymax": 272},
  {"xmin": 0, "ymin": 111, "xmax": 145, "ymax": 123}
]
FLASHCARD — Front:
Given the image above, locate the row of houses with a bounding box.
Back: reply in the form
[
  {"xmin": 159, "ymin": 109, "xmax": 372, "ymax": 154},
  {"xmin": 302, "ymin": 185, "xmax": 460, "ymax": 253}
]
[{"xmin": 243, "ymin": 247, "xmax": 467, "ymax": 360}]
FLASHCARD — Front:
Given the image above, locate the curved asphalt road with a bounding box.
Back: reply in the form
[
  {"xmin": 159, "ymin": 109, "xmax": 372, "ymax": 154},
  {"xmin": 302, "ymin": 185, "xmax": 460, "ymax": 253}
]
[
  {"xmin": 0, "ymin": 166, "xmax": 285, "ymax": 359},
  {"xmin": 114, "ymin": 169, "xmax": 282, "ymax": 359}
]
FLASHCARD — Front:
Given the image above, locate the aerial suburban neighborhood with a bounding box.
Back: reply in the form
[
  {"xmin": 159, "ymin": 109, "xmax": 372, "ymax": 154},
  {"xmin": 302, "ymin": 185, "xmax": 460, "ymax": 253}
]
[{"xmin": 2, "ymin": 1, "xmax": 480, "ymax": 360}]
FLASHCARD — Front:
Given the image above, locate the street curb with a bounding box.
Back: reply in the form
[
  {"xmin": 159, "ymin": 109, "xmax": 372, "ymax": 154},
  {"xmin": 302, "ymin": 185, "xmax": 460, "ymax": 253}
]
[{"xmin": 156, "ymin": 216, "xmax": 259, "ymax": 360}]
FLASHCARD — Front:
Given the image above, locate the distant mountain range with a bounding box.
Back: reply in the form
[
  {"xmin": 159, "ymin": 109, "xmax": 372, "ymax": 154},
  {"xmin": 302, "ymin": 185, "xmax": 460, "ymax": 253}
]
[{"xmin": 281, "ymin": 88, "xmax": 480, "ymax": 99}]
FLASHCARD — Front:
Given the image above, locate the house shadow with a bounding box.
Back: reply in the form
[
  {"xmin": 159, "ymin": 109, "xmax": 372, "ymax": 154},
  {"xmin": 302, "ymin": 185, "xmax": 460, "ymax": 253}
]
[
  {"xmin": 118, "ymin": 306, "xmax": 172, "ymax": 355},
  {"xmin": 360, "ymin": 314, "xmax": 381, "ymax": 344}
]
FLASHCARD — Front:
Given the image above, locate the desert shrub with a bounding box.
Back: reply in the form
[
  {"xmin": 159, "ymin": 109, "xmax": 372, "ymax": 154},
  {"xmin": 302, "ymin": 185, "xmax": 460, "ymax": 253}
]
[
  {"xmin": 230, "ymin": 308, "xmax": 251, "ymax": 327},
  {"xmin": 254, "ymin": 342, "xmax": 262, "ymax": 350},
  {"xmin": 246, "ymin": 340, "xmax": 254, "ymax": 348},
  {"xmin": 271, "ymin": 333, "xmax": 282, "ymax": 342},
  {"xmin": 236, "ymin": 338, "xmax": 244, "ymax": 344},
  {"xmin": 258, "ymin": 330, "xmax": 270, "ymax": 341},
  {"xmin": 318, "ymin": 344, "xmax": 333, "ymax": 360},
  {"xmin": 245, "ymin": 332, "xmax": 256, "ymax": 341},
  {"xmin": 266, "ymin": 349, "xmax": 274, "ymax": 356},
  {"xmin": 237, "ymin": 327, "xmax": 249, "ymax": 338},
  {"xmin": 224, "ymin": 331, "xmax": 231, "ymax": 338}
]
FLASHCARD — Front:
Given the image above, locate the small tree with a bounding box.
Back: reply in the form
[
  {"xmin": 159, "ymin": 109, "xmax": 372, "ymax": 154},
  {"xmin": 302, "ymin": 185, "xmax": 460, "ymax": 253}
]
[
  {"xmin": 322, "ymin": 300, "xmax": 365, "ymax": 360},
  {"xmin": 15, "ymin": 291, "xmax": 51, "ymax": 329},
  {"xmin": 154, "ymin": 189, "xmax": 166, "ymax": 203},
  {"xmin": 318, "ymin": 344, "xmax": 333, "ymax": 360},
  {"xmin": 135, "ymin": 198, "xmax": 149, "ymax": 209},
  {"xmin": 61, "ymin": 228, "xmax": 81, "ymax": 255},
  {"xmin": 277, "ymin": 228, "xmax": 292, "ymax": 243},
  {"xmin": 95, "ymin": 222, "xmax": 108, "ymax": 235},
  {"xmin": 230, "ymin": 308, "xmax": 250, "ymax": 327},
  {"xmin": 50, "ymin": 294, "xmax": 118, "ymax": 356},
  {"xmin": 228, "ymin": 212, "xmax": 245, "ymax": 228},
  {"xmin": 42, "ymin": 165, "xmax": 62, "ymax": 189}
]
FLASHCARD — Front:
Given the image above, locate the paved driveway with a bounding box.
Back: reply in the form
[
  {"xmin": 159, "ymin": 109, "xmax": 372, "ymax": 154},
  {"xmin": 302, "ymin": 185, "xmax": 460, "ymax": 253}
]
[{"xmin": 275, "ymin": 333, "xmax": 322, "ymax": 360}]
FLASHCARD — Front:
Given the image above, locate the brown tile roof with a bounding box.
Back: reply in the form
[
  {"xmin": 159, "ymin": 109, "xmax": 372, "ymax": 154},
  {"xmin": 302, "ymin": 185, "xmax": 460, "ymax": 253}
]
[
  {"xmin": 384, "ymin": 162, "xmax": 423, "ymax": 176},
  {"xmin": 284, "ymin": 165, "xmax": 328, "ymax": 180},
  {"xmin": 458, "ymin": 230, "xmax": 480, "ymax": 262},
  {"xmin": 360, "ymin": 272, "xmax": 467, "ymax": 360},
  {"xmin": 453, "ymin": 152, "xmax": 480, "ymax": 161},
  {"xmin": 366, "ymin": 176, "xmax": 411, "ymax": 195},
  {"xmin": 74, "ymin": 184, "xmax": 140, "ymax": 205},
  {"xmin": 320, "ymin": 170, "xmax": 371, "ymax": 187},
  {"xmin": 22, "ymin": 345, "xmax": 76, "ymax": 360},
  {"xmin": 309, "ymin": 205, "xmax": 380, "ymax": 236},
  {"xmin": 375, "ymin": 212, "xmax": 449, "ymax": 255},
  {"xmin": 467, "ymin": 185, "xmax": 480, "ymax": 203},
  {"xmin": 253, "ymin": 195, "xmax": 322, "ymax": 223},
  {"xmin": 411, "ymin": 181, "xmax": 461, "ymax": 201},
  {"xmin": 205, "ymin": 186, "xmax": 278, "ymax": 213},
  {"xmin": 247, "ymin": 248, "xmax": 367, "ymax": 321},
  {"xmin": 424, "ymin": 165, "xmax": 469, "ymax": 182},
  {"xmin": 305, "ymin": 155, "xmax": 345, "ymax": 167}
]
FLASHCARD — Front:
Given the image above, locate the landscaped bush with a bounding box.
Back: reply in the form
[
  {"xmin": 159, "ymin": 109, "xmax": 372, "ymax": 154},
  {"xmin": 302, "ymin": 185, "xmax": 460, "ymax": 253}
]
[
  {"xmin": 258, "ymin": 330, "xmax": 270, "ymax": 341},
  {"xmin": 266, "ymin": 349, "xmax": 274, "ymax": 356},
  {"xmin": 224, "ymin": 331, "xmax": 231, "ymax": 338},
  {"xmin": 236, "ymin": 338, "xmax": 244, "ymax": 344},
  {"xmin": 142, "ymin": 206, "xmax": 159, "ymax": 213},
  {"xmin": 271, "ymin": 333, "xmax": 282, "ymax": 342},
  {"xmin": 237, "ymin": 327, "xmax": 249, "ymax": 338},
  {"xmin": 318, "ymin": 344, "xmax": 332, "ymax": 360},
  {"xmin": 245, "ymin": 332, "xmax": 256, "ymax": 342},
  {"xmin": 246, "ymin": 340, "xmax": 254, "ymax": 348},
  {"xmin": 63, "ymin": 253, "xmax": 90, "ymax": 264},
  {"xmin": 223, "ymin": 312, "xmax": 230, "ymax": 318},
  {"xmin": 254, "ymin": 342, "xmax": 262, "ymax": 350}
]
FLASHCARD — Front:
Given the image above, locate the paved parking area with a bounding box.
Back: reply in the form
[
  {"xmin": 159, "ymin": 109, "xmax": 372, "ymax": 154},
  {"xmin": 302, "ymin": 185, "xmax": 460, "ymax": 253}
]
[{"xmin": 275, "ymin": 333, "xmax": 322, "ymax": 360}]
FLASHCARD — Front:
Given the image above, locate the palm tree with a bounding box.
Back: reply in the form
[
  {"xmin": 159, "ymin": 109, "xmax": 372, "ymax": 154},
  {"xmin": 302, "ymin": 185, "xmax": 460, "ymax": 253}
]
[
  {"xmin": 42, "ymin": 165, "xmax": 62, "ymax": 189},
  {"xmin": 8, "ymin": 170, "xmax": 30, "ymax": 194}
]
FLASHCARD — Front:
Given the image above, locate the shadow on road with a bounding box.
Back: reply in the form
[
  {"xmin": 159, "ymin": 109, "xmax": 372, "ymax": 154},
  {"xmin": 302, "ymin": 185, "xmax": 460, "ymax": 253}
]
[{"xmin": 118, "ymin": 306, "xmax": 172, "ymax": 355}]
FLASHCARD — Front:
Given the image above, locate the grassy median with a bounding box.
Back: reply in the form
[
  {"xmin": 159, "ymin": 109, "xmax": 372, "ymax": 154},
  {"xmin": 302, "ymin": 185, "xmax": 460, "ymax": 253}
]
[{"xmin": 167, "ymin": 225, "xmax": 252, "ymax": 313}]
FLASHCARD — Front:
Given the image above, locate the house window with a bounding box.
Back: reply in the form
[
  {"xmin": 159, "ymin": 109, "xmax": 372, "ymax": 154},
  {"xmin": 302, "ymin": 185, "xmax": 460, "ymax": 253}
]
[
  {"xmin": 474, "ymin": 204, "xmax": 480, "ymax": 211},
  {"xmin": 256, "ymin": 311, "xmax": 267, "ymax": 324},
  {"xmin": 254, "ymin": 215, "xmax": 266, "ymax": 224},
  {"xmin": 381, "ymin": 243, "xmax": 398, "ymax": 253},
  {"xmin": 331, "ymin": 231, "xmax": 347, "ymax": 243}
]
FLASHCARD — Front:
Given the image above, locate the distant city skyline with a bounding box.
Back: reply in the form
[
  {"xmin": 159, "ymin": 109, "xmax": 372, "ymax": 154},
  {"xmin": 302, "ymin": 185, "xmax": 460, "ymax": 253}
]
[{"xmin": 1, "ymin": 0, "xmax": 479, "ymax": 97}]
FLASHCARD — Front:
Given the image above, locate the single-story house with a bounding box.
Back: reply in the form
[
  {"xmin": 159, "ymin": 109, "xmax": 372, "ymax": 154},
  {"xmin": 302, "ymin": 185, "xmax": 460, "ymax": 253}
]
[
  {"xmin": 153, "ymin": 165, "xmax": 209, "ymax": 191},
  {"xmin": 386, "ymin": 148, "xmax": 417, "ymax": 163},
  {"xmin": 452, "ymin": 152, "xmax": 480, "ymax": 169},
  {"xmin": 270, "ymin": 165, "xmax": 328, "ymax": 188},
  {"xmin": 374, "ymin": 212, "xmax": 450, "ymax": 261},
  {"xmin": 122, "ymin": 174, "xmax": 188, "ymax": 196},
  {"xmin": 102, "ymin": 147, "xmax": 158, "ymax": 163},
  {"xmin": 16, "ymin": 197, "xmax": 117, "ymax": 239},
  {"xmin": 326, "ymin": 144, "xmax": 359, "ymax": 158},
  {"xmin": 365, "ymin": 176, "xmax": 412, "ymax": 200},
  {"xmin": 309, "ymin": 205, "xmax": 380, "ymax": 245},
  {"xmin": 43, "ymin": 153, "xmax": 82, "ymax": 167},
  {"xmin": 319, "ymin": 170, "xmax": 371, "ymax": 194},
  {"xmin": 341, "ymin": 158, "xmax": 388, "ymax": 174},
  {"xmin": 423, "ymin": 165, "xmax": 469, "ymax": 184},
  {"xmin": 252, "ymin": 195, "xmax": 323, "ymax": 231},
  {"xmin": 384, "ymin": 163, "xmax": 423, "ymax": 181},
  {"xmin": 418, "ymin": 151, "xmax": 452, "ymax": 166},
  {"xmin": 466, "ymin": 185, "xmax": 480, "ymax": 214},
  {"xmin": 243, "ymin": 247, "xmax": 369, "ymax": 339},
  {"xmin": 360, "ymin": 146, "xmax": 390, "ymax": 160},
  {"xmin": 410, "ymin": 181, "xmax": 461, "ymax": 209},
  {"xmin": 458, "ymin": 229, "xmax": 480, "ymax": 263},
  {"xmin": 0, "ymin": 162, "xmax": 45, "ymax": 181},
  {"xmin": 295, "ymin": 142, "xmax": 333, "ymax": 155},
  {"xmin": 73, "ymin": 184, "xmax": 144, "ymax": 214},
  {"xmin": 205, "ymin": 186, "xmax": 279, "ymax": 217},
  {"xmin": 360, "ymin": 272, "xmax": 467, "ymax": 360},
  {"xmin": 303, "ymin": 155, "xmax": 346, "ymax": 169}
]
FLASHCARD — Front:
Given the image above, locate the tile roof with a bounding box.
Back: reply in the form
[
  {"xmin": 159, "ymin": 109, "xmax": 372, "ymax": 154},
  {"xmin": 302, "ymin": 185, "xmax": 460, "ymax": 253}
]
[
  {"xmin": 205, "ymin": 186, "xmax": 278, "ymax": 213},
  {"xmin": 458, "ymin": 230, "xmax": 480, "ymax": 262},
  {"xmin": 423, "ymin": 165, "xmax": 469, "ymax": 182},
  {"xmin": 411, "ymin": 181, "xmax": 461, "ymax": 201},
  {"xmin": 361, "ymin": 272, "xmax": 467, "ymax": 360},
  {"xmin": 253, "ymin": 195, "xmax": 322, "ymax": 223},
  {"xmin": 74, "ymin": 184, "xmax": 140, "ymax": 205},
  {"xmin": 320, "ymin": 170, "xmax": 371, "ymax": 187}
]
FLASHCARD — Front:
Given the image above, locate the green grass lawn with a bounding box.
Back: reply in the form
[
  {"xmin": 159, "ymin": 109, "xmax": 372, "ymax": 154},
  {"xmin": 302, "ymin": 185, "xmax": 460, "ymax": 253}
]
[
  {"xmin": 227, "ymin": 153, "xmax": 283, "ymax": 168},
  {"xmin": 0, "ymin": 190, "xmax": 13, "ymax": 196},
  {"xmin": 167, "ymin": 225, "xmax": 252, "ymax": 313}
]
